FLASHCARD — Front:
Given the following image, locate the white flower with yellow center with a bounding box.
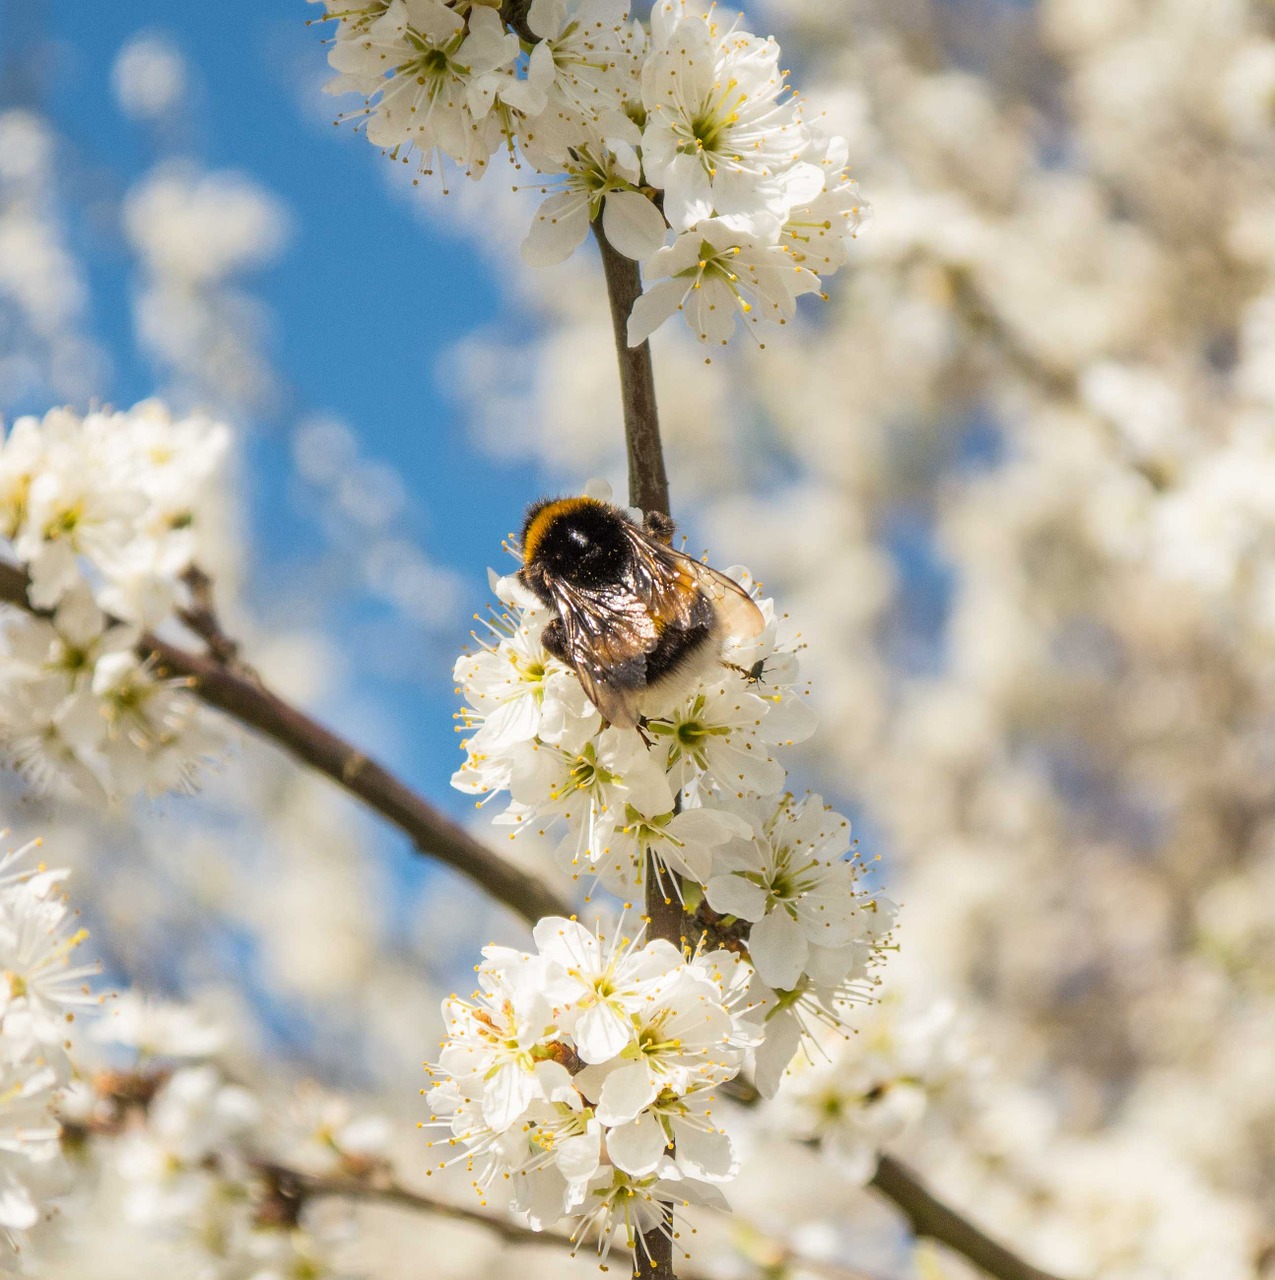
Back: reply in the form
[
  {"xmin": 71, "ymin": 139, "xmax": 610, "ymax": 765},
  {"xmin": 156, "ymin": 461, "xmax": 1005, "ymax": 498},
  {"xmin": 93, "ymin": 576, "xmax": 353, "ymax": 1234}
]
[
  {"xmin": 505, "ymin": 1096, "xmax": 603, "ymax": 1226},
  {"xmin": 504, "ymin": 725, "xmax": 675, "ymax": 867},
  {"xmin": 569, "ymin": 1166, "xmax": 727, "ymax": 1269},
  {"xmin": 588, "ymin": 798, "xmax": 752, "ymax": 897},
  {"xmin": 521, "ymin": 120, "xmax": 667, "ymax": 267},
  {"xmin": 92, "ymin": 651, "xmax": 222, "ymax": 797},
  {"xmin": 705, "ymin": 792, "xmax": 864, "ymax": 991},
  {"xmin": 324, "ymin": 0, "xmax": 519, "ymax": 177},
  {"xmin": 645, "ymin": 678, "xmax": 785, "ymax": 797},
  {"xmin": 436, "ymin": 951, "xmax": 568, "ymax": 1131},
  {"xmin": 605, "ymin": 1079, "xmax": 738, "ymax": 1182},
  {"xmin": 640, "ymin": 9, "xmax": 821, "ymax": 232},
  {"xmin": 517, "ymin": 0, "xmax": 644, "ymax": 149},
  {"xmin": 575, "ymin": 963, "xmax": 743, "ymax": 1125},
  {"xmin": 11, "ymin": 412, "xmax": 143, "ymax": 610},
  {"xmin": 0, "ymin": 852, "xmax": 99, "ymax": 1059},
  {"xmin": 627, "ymin": 219, "xmax": 821, "ymax": 346},
  {"xmin": 774, "ymin": 996, "xmax": 977, "ymax": 1182},
  {"xmin": 533, "ymin": 916, "xmax": 682, "ymax": 1063},
  {"xmin": 454, "ymin": 603, "xmax": 599, "ymax": 750},
  {"xmin": 780, "ymin": 132, "xmax": 871, "ymax": 278}
]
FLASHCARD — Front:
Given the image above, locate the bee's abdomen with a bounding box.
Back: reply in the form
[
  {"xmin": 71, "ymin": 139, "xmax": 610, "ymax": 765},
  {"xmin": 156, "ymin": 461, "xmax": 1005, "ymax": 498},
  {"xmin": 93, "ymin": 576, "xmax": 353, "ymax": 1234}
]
[{"xmin": 644, "ymin": 591, "xmax": 716, "ymax": 686}]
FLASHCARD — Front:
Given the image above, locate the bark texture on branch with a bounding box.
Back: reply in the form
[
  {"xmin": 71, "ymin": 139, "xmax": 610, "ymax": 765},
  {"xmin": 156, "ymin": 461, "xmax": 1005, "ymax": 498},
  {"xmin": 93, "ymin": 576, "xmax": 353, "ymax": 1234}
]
[
  {"xmin": 0, "ymin": 560, "xmax": 570, "ymax": 927},
  {"xmin": 593, "ymin": 220, "xmax": 670, "ymax": 519}
]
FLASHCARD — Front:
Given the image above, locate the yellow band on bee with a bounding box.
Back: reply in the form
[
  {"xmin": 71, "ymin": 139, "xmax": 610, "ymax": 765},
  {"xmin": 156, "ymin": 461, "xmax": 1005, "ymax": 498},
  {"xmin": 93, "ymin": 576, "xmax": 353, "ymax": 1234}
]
[{"xmin": 522, "ymin": 496, "xmax": 599, "ymax": 564}]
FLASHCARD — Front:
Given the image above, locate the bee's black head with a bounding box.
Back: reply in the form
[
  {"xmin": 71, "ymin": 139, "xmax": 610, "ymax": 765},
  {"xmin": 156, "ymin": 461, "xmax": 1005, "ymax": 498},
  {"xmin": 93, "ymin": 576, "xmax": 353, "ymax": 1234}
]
[{"xmin": 519, "ymin": 496, "xmax": 632, "ymax": 593}]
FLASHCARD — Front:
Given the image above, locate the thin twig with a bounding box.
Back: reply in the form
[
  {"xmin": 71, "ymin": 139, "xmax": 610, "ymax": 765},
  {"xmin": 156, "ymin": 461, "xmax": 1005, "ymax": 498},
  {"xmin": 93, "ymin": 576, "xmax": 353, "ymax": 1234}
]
[
  {"xmin": 265, "ymin": 1164, "xmax": 566, "ymax": 1251},
  {"xmin": 869, "ymin": 1154, "xmax": 1071, "ymax": 1280},
  {"xmin": 72, "ymin": 1076, "xmax": 892, "ymax": 1280},
  {"xmin": 499, "ymin": 0, "xmax": 538, "ymax": 44},
  {"xmin": 178, "ymin": 564, "xmax": 246, "ymax": 669},
  {"xmin": 594, "ymin": 218, "xmax": 677, "ymax": 1277},
  {"xmin": 592, "ymin": 219, "xmax": 671, "ymax": 518},
  {"xmin": 0, "ymin": 559, "xmax": 570, "ymax": 926}
]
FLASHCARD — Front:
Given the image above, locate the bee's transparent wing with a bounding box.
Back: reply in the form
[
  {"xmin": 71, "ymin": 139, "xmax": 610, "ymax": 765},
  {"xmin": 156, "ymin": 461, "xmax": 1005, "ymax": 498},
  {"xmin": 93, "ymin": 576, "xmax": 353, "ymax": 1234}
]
[
  {"xmin": 686, "ymin": 559, "xmax": 766, "ymax": 641},
  {"xmin": 623, "ymin": 521, "xmax": 764, "ymax": 642},
  {"xmin": 549, "ymin": 576, "xmax": 654, "ymax": 729}
]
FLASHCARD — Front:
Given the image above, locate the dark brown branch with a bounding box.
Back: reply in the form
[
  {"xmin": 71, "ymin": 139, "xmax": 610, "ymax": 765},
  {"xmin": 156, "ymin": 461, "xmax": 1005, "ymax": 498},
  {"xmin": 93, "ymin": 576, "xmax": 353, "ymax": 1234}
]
[
  {"xmin": 263, "ymin": 1163, "xmax": 565, "ymax": 1251},
  {"xmin": 178, "ymin": 564, "xmax": 244, "ymax": 668},
  {"xmin": 499, "ymin": 0, "xmax": 538, "ymax": 44},
  {"xmin": 0, "ymin": 559, "xmax": 570, "ymax": 927},
  {"xmin": 870, "ymin": 1154, "xmax": 1071, "ymax": 1280},
  {"xmin": 592, "ymin": 219, "xmax": 671, "ymax": 518},
  {"xmin": 593, "ymin": 218, "xmax": 676, "ymax": 1278}
]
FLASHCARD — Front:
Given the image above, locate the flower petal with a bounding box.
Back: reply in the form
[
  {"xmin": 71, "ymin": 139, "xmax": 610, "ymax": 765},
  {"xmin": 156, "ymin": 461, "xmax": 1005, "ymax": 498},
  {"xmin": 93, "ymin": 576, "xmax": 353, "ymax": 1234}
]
[
  {"xmin": 605, "ymin": 1110, "xmax": 670, "ymax": 1176},
  {"xmin": 672, "ymin": 1119, "xmax": 737, "ymax": 1182},
  {"xmin": 602, "ymin": 191, "xmax": 668, "ymax": 262},
  {"xmin": 575, "ymin": 1000, "xmax": 636, "ymax": 1065},
  {"xmin": 522, "ymin": 191, "xmax": 591, "ymax": 267},
  {"xmin": 704, "ymin": 873, "xmax": 767, "ymax": 922},
  {"xmin": 628, "ymin": 278, "xmax": 686, "ymax": 346},
  {"xmin": 596, "ymin": 1060, "xmax": 658, "ymax": 1125},
  {"xmin": 748, "ymin": 907, "xmax": 808, "ymax": 990}
]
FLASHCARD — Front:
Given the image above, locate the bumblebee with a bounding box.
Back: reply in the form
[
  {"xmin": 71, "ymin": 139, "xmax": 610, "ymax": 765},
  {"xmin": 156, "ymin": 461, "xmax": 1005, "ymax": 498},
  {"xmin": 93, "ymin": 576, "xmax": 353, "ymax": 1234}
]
[{"xmin": 516, "ymin": 495, "xmax": 765, "ymax": 729}]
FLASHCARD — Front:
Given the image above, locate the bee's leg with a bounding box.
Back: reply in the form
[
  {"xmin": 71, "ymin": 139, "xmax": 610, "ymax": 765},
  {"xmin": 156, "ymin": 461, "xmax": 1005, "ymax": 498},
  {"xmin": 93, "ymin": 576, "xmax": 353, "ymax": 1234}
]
[
  {"xmin": 635, "ymin": 717, "xmax": 655, "ymax": 749},
  {"xmin": 643, "ymin": 510, "xmax": 676, "ymax": 545},
  {"xmin": 541, "ymin": 617, "xmax": 569, "ymax": 663}
]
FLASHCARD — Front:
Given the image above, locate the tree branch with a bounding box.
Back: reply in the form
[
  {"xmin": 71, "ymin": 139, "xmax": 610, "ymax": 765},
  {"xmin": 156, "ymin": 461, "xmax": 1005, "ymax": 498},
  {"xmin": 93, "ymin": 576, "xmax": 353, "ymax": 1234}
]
[
  {"xmin": 177, "ymin": 564, "xmax": 245, "ymax": 669},
  {"xmin": 593, "ymin": 219, "xmax": 671, "ymax": 519},
  {"xmin": 0, "ymin": 559, "xmax": 570, "ymax": 927},
  {"xmin": 263, "ymin": 1163, "xmax": 566, "ymax": 1251},
  {"xmin": 499, "ymin": 0, "xmax": 538, "ymax": 44},
  {"xmin": 593, "ymin": 221, "xmax": 677, "ymax": 1278},
  {"xmin": 869, "ymin": 1154, "xmax": 1071, "ymax": 1280}
]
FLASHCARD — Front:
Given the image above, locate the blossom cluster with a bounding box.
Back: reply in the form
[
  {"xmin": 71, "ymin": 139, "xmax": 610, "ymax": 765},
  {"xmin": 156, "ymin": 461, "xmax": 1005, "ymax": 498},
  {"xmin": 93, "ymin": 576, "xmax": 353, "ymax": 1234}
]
[
  {"xmin": 445, "ymin": 486, "xmax": 895, "ymax": 1252},
  {"xmin": 309, "ymin": 0, "xmax": 868, "ymax": 345},
  {"xmin": 0, "ymin": 835, "xmax": 99, "ymax": 1246},
  {"xmin": 0, "ymin": 401, "xmax": 230, "ymax": 798},
  {"xmin": 425, "ymin": 916, "xmax": 753, "ymax": 1264}
]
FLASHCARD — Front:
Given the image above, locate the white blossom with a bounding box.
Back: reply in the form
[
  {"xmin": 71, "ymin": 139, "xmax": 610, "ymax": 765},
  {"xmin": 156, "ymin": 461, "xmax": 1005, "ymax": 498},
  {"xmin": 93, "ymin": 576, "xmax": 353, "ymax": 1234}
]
[
  {"xmin": 424, "ymin": 914, "xmax": 756, "ymax": 1261},
  {"xmin": 640, "ymin": 9, "xmax": 818, "ymax": 234},
  {"xmin": 521, "ymin": 122, "xmax": 666, "ymax": 267},
  {"xmin": 645, "ymin": 679, "xmax": 787, "ymax": 797},
  {"xmin": 91, "ymin": 992, "xmax": 227, "ymax": 1061},
  {"xmin": 627, "ymin": 220, "xmax": 821, "ymax": 347},
  {"xmin": 0, "ymin": 835, "xmax": 99, "ymax": 1246},
  {"xmin": 322, "ymin": 0, "xmax": 520, "ymax": 178},
  {"xmin": 704, "ymin": 792, "xmax": 866, "ymax": 991},
  {"xmin": 310, "ymin": 0, "xmax": 869, "ymax": 345},
  {"xmin": 0, "ymin": 402, "xmax": 231, "ymax": 798}
]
